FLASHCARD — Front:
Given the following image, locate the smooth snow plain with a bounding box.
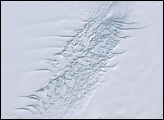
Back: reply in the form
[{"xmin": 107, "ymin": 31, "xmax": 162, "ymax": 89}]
[{"xmin": 1, "ymin": 1, "xmax": 163, "ymax": 119}]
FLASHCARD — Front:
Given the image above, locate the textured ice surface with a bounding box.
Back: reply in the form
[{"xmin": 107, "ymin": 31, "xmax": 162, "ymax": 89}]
[
  {"xmin": 15, "ymin": 2, "xmax": 134, "ymax": 118},
  {"xmin": 1, "ymin": 1, "xmax": 163, "ymax": 119}
]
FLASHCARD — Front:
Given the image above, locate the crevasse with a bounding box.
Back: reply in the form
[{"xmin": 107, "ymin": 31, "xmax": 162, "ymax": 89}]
[{"xmin": 16, "ymin": 2, "xmax": 135, "ymax": 119}]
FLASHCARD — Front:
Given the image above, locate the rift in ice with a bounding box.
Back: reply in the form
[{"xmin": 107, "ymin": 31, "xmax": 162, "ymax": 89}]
[{"xmin": 14, "ymin": 2, "xmax": 142, "ymax": 119}]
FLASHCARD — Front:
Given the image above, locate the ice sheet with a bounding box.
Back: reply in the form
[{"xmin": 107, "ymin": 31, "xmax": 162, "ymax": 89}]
[{"xmin": 1, "ymin": 1, "xmax": 163, "ymax": 119}]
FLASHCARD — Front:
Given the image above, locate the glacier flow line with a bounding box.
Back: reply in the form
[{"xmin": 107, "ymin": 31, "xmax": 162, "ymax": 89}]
[{"xmin": 15, "ymin": 1, "xmax": 142, "ymax": 119}]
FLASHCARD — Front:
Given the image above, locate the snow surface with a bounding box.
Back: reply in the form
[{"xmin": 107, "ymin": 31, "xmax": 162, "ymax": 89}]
[{"xmin": 1, "ymin": 1, "xmax": 163, "ymax": 119}]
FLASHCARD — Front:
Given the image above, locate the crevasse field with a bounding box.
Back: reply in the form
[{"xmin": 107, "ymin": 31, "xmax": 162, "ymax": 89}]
[{"xmin": 1, "ymin": 1, "xmax": 163, "ymax": 119}]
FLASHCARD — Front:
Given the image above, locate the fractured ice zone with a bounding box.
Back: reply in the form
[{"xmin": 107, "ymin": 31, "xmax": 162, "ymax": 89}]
[{"xmin": 14, "ymin": 2, "xmax": 142, "ymax": 119}]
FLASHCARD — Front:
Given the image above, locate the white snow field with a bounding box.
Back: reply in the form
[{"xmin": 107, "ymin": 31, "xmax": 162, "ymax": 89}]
[{"xmin": 1, "ymin": 1, "xmax": 163, "ymax": 119}]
